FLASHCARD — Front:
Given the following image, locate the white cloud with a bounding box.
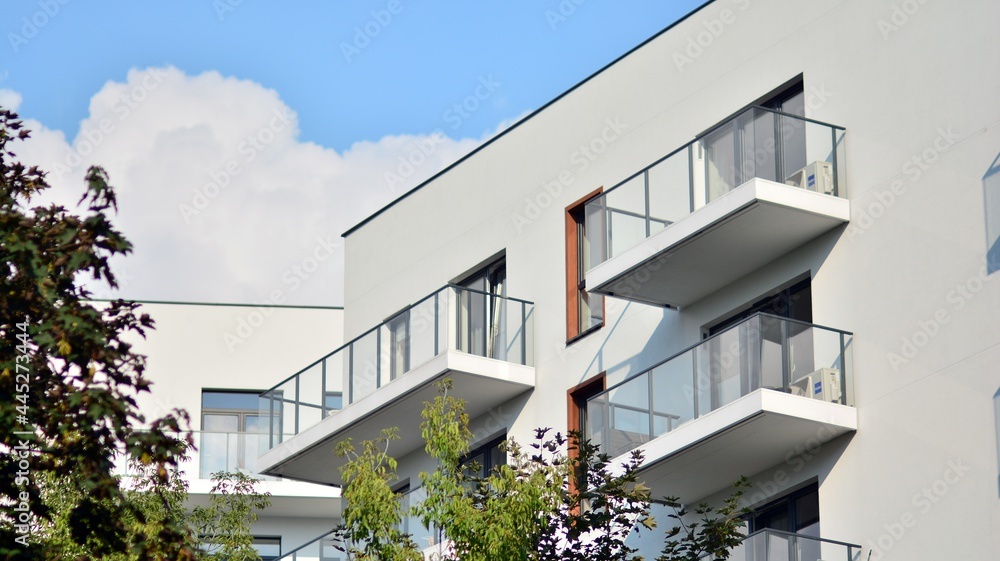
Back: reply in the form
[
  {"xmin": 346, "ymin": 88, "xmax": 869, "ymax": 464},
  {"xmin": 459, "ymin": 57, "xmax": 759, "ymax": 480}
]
[
  {"xmin": 0, "ymin": 89, "xmax": 23, "ymax": 111},
  {"xmin": 11, "ymin": 67, "xmax": 500, "ymax": 306}
]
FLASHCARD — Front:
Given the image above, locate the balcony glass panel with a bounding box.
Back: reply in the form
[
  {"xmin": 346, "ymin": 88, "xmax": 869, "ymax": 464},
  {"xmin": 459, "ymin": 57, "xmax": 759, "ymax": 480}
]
[
  {"xmin": 720, "ymin": 529, "xmax": 863, "ymax": 561},
  {"xmin": 602, "ymin": 174, "xmax": 648, "ymax": 260},
  {"xmin": 260, "ymin": 285, "xmax": 534, "ymax": 450},
  {"xmin": 585, "ymin": 314, "xmax": 853, "ymax": 459},
  {"xmin": 647, "ymin": 150, "xmax": 690, "ymax": 230},
  {"xmin": 604, "ymin": 374, "xmax": 652, "ymax": 458},
  {"xmin": 585, "ymin": 107, "xmax": 846, "ymax": 265}
]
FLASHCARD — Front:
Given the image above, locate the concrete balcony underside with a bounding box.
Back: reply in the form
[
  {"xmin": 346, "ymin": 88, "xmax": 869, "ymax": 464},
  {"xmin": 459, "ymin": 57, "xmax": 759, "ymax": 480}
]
[
  {"xmin": 625, "ymin": 389, "xmax": 857, "ymax": 503},
  {"xmin": 258, "ymin": 350, "xmax": 535, "ymax": 486},
  {"xmin": 587, "ymin": 179, "xmax": 851, "ymax": 308}
]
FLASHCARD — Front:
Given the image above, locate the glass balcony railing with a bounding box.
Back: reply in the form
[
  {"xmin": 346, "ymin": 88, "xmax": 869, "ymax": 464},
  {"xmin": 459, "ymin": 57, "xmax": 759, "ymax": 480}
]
[
  {"xmin": 260, "ymin": 285, "xmax": 534, "ymax": 450},
  {"xmin": 113, "ymin": 431, "xmax": 278, "ymax": 482},
  {"xmin": 584, "ymin": 106, "xmax": 847, "ymax": 264},
  {"xmin": 271, "ymin": 529, "xmax": 341, "ymax": 561},
  {"xmin": 194, "ymin": 430, "xmax": 278, "ymax": 481},
  {"xmin": 586, "ymin": 313, "xmax": 854, "ymax": 458},
  {"xmin": 718, "ymin": 529, "xmax": 864, "ymax": 561},
  {"xmin": 268, "ymin": 488, "xmax": 433, "ymax": 560},
  {"xmin": 400, "ymin": 486, "xmax": 437, "ymax": 551}
]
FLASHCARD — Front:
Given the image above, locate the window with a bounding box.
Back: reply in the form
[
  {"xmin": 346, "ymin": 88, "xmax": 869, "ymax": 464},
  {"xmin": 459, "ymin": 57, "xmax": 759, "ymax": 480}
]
[
  {"xmin": 985, "ymin": 151, "xmax": 1000, "ymax": 274},
  {"xmin": 707, "ymin": 277, "xmax": 812, "ymax": 336},
  {"xmin": 566, "ymin": 189, "xmax": 605, "ymax": 341},
  {"xmin": 704, "ymin": 278, "xmax": 814, "ymax": 403},
  {"xmin": 701, "ymin": 82, "xmax": 808, "ymax": 200},
  {"xmin": 252, "ymin": 536, "xmax": 281, "ymax": 561},
  {"xmin": 387, "ymin": 311, "xmax": 410, "ymax": 380},
  {"xmin": 567, "ymin": 374, "xmax": 606, "ymax": 497},
  {"xmin": 201, "ymin": 390, "xmax": 263, "ymax": 478},
  {"xmin": 456, "ymin": 258, "xmax": 508, "ymax": 359},
  {"xmin": 199, "ymin": 535, "xmax": 280, "ymax": 560},
  {"xmin": 747, "ymin": 484, "xmax": 819, "ymax": 536},
  {"xmin": 461, "ymin": 435, "xmax": 507, "ymax": 480}
]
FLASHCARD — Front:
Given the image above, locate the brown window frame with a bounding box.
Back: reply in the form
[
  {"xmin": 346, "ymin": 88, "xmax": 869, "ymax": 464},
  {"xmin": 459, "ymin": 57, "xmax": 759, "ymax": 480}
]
[{"xmin": 565, "ymin": 188, "xmax": 606, "ymax": 343}]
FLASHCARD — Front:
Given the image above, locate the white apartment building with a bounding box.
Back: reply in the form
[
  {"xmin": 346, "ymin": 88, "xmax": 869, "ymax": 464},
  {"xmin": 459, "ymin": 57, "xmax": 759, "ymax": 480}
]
[
  {"xmin": 254, "ymin": 0, "xmax": 1000, "ymax": 558},
  {"xmin": 126, "ymin": 301, "xmax": 344, "ymax": 559}
]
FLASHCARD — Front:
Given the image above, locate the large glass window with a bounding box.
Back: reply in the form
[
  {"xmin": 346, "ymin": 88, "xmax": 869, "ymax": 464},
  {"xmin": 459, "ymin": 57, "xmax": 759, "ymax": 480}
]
[
  {"xmin": 201, "ymin": 390, "xmax": 263, "ymax": 478},
  {"xmin": 567, "ymin": 193, "xmax": 605, "ymax": 341},
  {"xmin": 457, "ymin": 258, "xmax": 507, "ymax": 359},
  {"xmin": 747, "ymin": 484, "xmax": 820, "ymax": 537},
  {"xmin": 461, "ymin": 435, "xmax": 507, "ymax": 480}
]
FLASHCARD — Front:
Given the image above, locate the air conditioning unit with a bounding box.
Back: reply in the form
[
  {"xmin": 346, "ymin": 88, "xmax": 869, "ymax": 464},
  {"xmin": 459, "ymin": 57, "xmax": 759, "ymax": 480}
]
[
  {"xmin": 790, "ymin": 368, "xmax": 842, "ymax": 403},
  {"xmin": 786, "ymin": 160, "xmax": 835, "ymax": 195}
]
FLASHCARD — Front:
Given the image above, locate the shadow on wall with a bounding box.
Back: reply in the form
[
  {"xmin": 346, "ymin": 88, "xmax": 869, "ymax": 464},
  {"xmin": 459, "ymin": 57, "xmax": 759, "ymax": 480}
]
[
  {"xmin": 985, "ymin": 151, "xmax": 1000, "ymax": 274},
  {"xmin": 580, "ymin": 302, "xmax": 678, "ymax": 386}
]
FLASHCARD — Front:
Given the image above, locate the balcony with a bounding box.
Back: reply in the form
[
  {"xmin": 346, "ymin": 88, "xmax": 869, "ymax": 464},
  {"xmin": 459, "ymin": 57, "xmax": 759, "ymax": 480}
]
[
  {"xmin": 586, "ymin": 313, "xmax": 856, "ymax": 502},
  {"xmin": 114, "ymin": 431, "xmax": 340, "ymax": 517},
  {"xmin": 258, "ymin": 285, "xmax": 535, "ymax": 485},
  {"xmin": 719, "ymin": 529, "xmax": 864, "ymax": 561},
  {"xmin": 270, "ymin": 529, "xmax": 339, "ymax": 560},
  {"xmin": 584, "ymin": 107, "xmax": 849, "ymax": 308},
  {"xmin": 268, "ymin": 487, "xmax": 435, "ymax": 560}
]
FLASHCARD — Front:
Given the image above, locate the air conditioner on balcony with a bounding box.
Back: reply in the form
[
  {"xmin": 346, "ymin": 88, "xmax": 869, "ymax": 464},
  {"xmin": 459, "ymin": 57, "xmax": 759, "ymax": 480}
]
[
  {"xmin": 790, "ymin": 368, "xmax": 841, "ymax": 403},
  {"xmin": 786, "ymin": 160, "xmax": 835, "ymax": 195}
]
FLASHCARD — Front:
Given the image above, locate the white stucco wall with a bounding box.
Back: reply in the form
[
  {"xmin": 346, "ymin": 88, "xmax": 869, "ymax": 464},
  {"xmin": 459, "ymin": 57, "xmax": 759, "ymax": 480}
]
[
  {"xmin": 335, "ymin": 0, "xmax": 1000, "ymax": 558},
  {"xmin": 123, "ymin": 301, "xmax": 344, "ymax": 553}
]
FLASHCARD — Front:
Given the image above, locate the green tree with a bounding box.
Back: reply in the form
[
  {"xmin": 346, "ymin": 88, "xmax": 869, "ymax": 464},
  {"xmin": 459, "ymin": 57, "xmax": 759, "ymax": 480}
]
[
  {"xmin": 34, "ymin": 459, "xmax": 272, "ymax": 560},
  {"xmin": 0, "ymin": 107, "xmax": 187, "ymax": 558},
  {"xmin": 334, "ymin": 429, "xmax": 422, "ymax": 561},
  {"xmin": 335, "ymin": 380, "xmax": 750, "ymax": 561},
  {"xmin": 34, "ymin": 459, "xmax": 195, "ymax": 559},
  {"xmin": 190, "ymin": 471, "xmax": 273, "ymax": 561}
]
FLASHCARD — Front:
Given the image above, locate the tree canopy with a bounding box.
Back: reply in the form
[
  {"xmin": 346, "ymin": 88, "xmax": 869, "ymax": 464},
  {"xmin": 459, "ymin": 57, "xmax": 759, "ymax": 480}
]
[
  {"xmin": 332, "ymin": 379, "xmax": 749, "ymax": 561},
  {"xmin": 0, "ymin": 107, "xmax": 193, "ymax": 559}
]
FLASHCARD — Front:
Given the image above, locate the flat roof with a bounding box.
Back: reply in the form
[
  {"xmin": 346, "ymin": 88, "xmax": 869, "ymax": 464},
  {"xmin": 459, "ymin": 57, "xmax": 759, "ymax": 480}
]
[{"xmin": 342, "ymin": 0, "xmax": 715, "ymax": 238}]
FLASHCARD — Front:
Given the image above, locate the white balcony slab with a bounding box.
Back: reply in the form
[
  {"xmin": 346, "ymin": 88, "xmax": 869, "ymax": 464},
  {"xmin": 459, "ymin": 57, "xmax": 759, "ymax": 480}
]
[
  {"xmin": 622, "ymin": 389, "xmax": 857, "ymax": 503},
  {"xmin": 587, "ymin": 179, "xmax": 850, "ymax": 308},
  {"xmin": 258, "ymin": 350, "xmax": 535, "ymax": 486}
]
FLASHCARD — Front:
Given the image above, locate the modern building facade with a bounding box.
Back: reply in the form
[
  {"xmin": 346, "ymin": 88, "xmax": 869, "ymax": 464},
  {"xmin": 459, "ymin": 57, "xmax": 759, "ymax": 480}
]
[
  {"xmin": 126, "ymin": 301, "xmax": 344, "ymax": 559},
  {"xmin": 255, "ymin": 0, "xmax": 1000, "ymax": 559}
]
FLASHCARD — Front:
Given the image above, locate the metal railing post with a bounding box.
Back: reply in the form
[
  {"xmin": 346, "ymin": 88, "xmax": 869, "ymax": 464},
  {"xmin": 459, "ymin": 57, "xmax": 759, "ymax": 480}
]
[
  {"xmin": 294, "ymin": 374, "xmax": 300, "ymax": 435},
  {"xmin": 644, "ymin": 170, "xmax": 651, "ymax": 238},
  {"xmin": 831, "ymin": 127, "xmax": 840, "ymax": 197}
]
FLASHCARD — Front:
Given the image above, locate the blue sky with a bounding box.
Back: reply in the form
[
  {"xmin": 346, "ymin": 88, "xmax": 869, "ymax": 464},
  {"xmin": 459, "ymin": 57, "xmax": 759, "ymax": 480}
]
[{"xmin": 1, "ymin": 1, "xmax": 708, "ymax": 305}]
